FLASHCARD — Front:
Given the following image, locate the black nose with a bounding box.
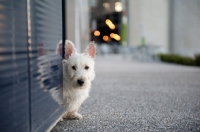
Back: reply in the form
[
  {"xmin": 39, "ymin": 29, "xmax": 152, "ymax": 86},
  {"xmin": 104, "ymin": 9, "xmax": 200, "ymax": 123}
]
[{"xmin": 77, "ymin": 79, "xmax": 84, "ymax": 86}]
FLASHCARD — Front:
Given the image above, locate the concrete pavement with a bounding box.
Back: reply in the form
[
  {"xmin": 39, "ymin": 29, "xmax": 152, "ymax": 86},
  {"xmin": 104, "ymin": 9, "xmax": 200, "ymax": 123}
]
[{"xmin": 51, "ymin": 55, "xmax": 200, "ymax": 132}]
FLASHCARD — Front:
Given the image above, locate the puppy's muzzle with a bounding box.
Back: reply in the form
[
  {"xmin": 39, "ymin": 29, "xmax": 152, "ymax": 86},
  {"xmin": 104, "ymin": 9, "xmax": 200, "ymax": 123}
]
[{"xmin": 77, "ymin": 79, "xmax": 84, "ymax": 86}]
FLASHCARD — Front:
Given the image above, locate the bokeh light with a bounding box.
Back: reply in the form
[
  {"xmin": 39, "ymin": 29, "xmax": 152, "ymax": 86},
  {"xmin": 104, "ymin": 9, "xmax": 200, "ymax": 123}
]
[{"xmin": 94, "ymin": 30, "xmax": 100, "ymax": 36}]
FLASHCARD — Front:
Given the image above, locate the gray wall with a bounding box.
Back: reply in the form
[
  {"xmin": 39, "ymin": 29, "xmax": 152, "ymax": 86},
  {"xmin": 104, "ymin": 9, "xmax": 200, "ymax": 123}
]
[
  {"xmin": 170, "ymin": 0, "xmax": 200, "ymax": 56},
  {"xmin": 127, "ymin": 0, "xmax": 169, "ymax": 51},
  {"xmin": 127, "ymin": 0, "xmax": 200, "ymax": 56}
]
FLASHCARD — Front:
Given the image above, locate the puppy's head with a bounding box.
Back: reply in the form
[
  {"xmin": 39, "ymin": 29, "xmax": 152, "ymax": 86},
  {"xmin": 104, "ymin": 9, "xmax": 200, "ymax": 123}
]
[{"xmin": 63, "ymin": 40, "xmax": 96, "ymax": 89}]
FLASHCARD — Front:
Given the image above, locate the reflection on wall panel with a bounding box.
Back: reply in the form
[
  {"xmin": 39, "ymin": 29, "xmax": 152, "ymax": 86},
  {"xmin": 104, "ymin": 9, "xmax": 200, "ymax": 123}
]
[
  {"xmin": 0, "ymin": 0, "xmax": 29, "ymax": 132},
  {"xmin": 28, "ymin": 0, "xmax": 63, "ymax": 131},
  {"xmin": 0, "ymin": 0, "xmax": 64, "ymax": 131}
]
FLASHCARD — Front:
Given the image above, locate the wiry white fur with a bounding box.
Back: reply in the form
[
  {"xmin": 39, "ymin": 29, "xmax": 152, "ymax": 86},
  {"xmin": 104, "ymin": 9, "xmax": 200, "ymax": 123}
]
[{"xmin": 62, "ymin": 40, "xmax": 96, "ymax": 120}]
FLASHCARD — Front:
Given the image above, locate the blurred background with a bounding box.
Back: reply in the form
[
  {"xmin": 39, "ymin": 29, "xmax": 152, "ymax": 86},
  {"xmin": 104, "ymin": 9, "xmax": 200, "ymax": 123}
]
[
  {"xmin": 0, "ymin": 0, "xmax": 199, "ymax": 131},
  {"xmin": 66, "ymin": 0, "xmax": 200, "ymax": 60}
]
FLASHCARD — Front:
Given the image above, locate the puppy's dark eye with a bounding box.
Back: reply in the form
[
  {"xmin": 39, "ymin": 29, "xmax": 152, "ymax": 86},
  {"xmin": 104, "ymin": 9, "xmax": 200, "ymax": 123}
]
[
  {"xmin": 85, "ymin": 66, "xmax": 89, "ymax": 70},
  {"xmin": 72, "ymin": 66, "xmax": 76, "ymax": 70}
]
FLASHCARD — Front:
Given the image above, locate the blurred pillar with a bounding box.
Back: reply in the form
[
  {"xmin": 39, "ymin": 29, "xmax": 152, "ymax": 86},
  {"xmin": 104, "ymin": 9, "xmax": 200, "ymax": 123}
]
[
  {"xmin": 66, "ymin": 0, "xmax": 79, "ymax": 50},
  {"xmin": 66, "ymin": 0, "xmax": 90, "ymax": 52},
  {"xmin": 168, "ymin": 0, "xmax": 174, "ymax": 53},
  {"xmin": 121, "ymin": 0, "xmax": 127, "ymax": 46},
  {"xmin": 127, "ymin": 0, "xmax": 134, "ymax": 46}
]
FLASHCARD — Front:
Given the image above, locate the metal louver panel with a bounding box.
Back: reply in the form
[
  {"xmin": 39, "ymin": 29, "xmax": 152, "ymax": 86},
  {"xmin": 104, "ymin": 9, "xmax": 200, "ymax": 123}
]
[
  {"xmin": 28, "ymin": 0, "xmax": 63, "ymax": 131},
  {"xmin": 0, "ymin": 0, "xmax": 29, "ymax": 132},
  {"xmin": 0, "ymin": 0, "xmax": 64, "ymax": 131}
]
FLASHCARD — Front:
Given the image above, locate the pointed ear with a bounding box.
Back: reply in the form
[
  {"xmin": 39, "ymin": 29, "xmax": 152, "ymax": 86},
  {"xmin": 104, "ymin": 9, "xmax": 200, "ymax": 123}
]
[
  {"xmin": 56, "ymin": 40, "xmax": 62, "ymax": 56},
  {"xmin": 85, "ymin": 41, "xmax": 96, "ymax": 59},
  {"xmin": 65, "ymin": 40, "xmax": 76, "ymax": 59}
]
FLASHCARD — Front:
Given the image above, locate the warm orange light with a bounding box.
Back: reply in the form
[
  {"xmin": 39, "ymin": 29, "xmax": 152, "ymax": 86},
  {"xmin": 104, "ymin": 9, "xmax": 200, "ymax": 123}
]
[
  {"xmin": 105, "ymin": 19, "xmax": 110, "ymax": 24},
  {"xmin": 115, "ymin": 35, "xmax": 121, "ymax": 41},
  {"xmin": 110, "ymin": 33, "xmax": 114, "ymax": 38},
  {"xmin": 94, "ymin": 30, "xmax": 100, "ymax": 36},
  {"xmin": 103, "ymin": 35, "xmax": 109, "ymax": 41},
  {"xmin": 110, "ymin": 25, "xmax": 115, "ymax": 30},
  {"xmin": 105, "ymin": 19, "xmax": 115, "ymax": 30},
  {"xmin": 110, "ymin": 33, "xmax": 121, "ymax": 41}
]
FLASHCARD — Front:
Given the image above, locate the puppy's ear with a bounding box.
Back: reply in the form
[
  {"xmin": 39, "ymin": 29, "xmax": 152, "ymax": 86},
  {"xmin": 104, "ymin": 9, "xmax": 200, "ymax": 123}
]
[
  {"xmin": 65, "ymin": 40, "xmax": 76, "ymax": 59},
  {"xmin": 85, "ymin": 41, "xmax": 96, "ymax": 59},
  {"xmin": 56, "ymin": 40, "xmax": 62, "ymax": 56}
]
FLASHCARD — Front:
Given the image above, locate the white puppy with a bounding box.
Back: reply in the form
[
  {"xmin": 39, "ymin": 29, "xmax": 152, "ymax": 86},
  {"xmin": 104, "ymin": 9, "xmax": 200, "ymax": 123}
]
[{"xmin": 62, "ymin": 40, "xmax": 96, "ymax": 120}]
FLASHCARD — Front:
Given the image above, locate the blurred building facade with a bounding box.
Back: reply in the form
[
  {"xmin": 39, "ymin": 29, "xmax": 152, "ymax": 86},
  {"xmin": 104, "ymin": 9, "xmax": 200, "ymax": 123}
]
[
  {"xmin": 127, "ymin": 0, "xmax": 169, "ymax": 51},
  {"xmin": 128, "ymin": 0, "xmax": 200, "ymax": 56},
  {"xmin": 65, "ymin": 0, "xmax": 200, "ymax": 56},
  {"xmin": 169, "ymin": 0, "xmax": 200, "ymax": 56}
]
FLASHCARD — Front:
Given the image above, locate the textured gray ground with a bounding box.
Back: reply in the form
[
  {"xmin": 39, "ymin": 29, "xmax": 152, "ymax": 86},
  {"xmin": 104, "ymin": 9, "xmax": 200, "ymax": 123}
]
[{"xmin": 52, "ymin": 55, "xmax": 200, "ymax": 132}]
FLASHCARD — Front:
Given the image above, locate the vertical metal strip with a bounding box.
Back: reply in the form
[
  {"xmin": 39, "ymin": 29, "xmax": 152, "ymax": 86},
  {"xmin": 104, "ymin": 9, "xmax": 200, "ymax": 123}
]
[
  {"xmin": 27, "ymin": 0, "xmax": 32, "ymax": 131},
  {"xmin": 62, "ymin": 0, "xmax": 66, "ymax": 59},
  {"xmin": 168, "ymin": 0, "xmax": 174, "ymax": 52}
]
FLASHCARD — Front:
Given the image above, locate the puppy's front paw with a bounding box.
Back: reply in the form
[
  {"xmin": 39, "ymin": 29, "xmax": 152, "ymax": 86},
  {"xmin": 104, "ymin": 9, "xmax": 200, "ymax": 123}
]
[
  {"xmin": 75, "ymin": 113, "xmax": 83, "ymax": 119},
  {"xmin": 63, "ymin": 112, "xmax": 82, "ymax": 120}
]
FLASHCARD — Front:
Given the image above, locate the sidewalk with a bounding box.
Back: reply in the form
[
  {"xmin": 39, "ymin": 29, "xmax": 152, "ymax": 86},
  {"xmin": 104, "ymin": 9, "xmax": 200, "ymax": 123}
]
[{"xmin": 52, "ymin": 54, "xmax": 200, "ymax": 132}]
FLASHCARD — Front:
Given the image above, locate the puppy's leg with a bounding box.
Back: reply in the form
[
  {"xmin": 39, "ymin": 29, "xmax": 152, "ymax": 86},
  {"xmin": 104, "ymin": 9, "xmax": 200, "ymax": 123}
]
[{"xmin": 63, "ymin": 110, "xmax": 82, "ymax": 120}]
